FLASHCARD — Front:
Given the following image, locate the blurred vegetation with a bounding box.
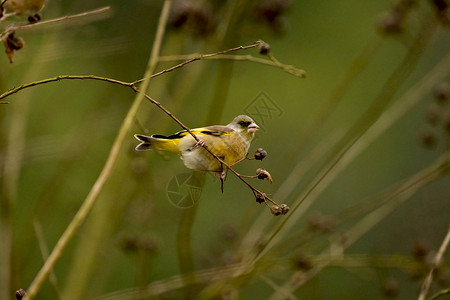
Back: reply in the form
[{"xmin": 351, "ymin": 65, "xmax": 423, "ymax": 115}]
[{"xmin": 0, "ymin": 0, "xmax": 449, "ymax": 299}]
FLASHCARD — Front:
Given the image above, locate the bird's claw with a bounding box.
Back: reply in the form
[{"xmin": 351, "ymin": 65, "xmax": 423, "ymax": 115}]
[
  {"xmin": 218, "ymin": 171, "xmax": 226, "ymax": 180},
  {"xmin": 191, "ymin": 139, "xmax": 205, "ymax": 150},
  {"xmin": 218, "ymin": 171, "xmax": 226, "ymax": 193}
]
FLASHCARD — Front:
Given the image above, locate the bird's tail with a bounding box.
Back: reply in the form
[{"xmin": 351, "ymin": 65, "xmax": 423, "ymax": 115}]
[{"xmin": 134, "ymin": 134, "xmax": 181, "ymax": 154}]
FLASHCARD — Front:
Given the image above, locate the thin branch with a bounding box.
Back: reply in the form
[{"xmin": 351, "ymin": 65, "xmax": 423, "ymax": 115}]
[
  {"xmin": 0, "ymin": 41, "xmax": 293, "ymax": 210},
  {"xmin": 418, "ymin": 226, "xmax": 450, "ymax": 300},
  {"xmin": 267, "ymin": 153, "xmax": 450, "ymax": 300},
  {"xmin": 132, "ymin": 41, "xmax": 269, "ymax": 85},
  {"xmin": 132, "ymin": 86, "xmax": 282, "ymax": 209},
  {"xmin": 428, "ymin": 288, "xmax": 450, "ymax": 300},
  {"xmin": 0, "ymin": 7, "xmax": 112, "ymax": 40},
  {"xmin": 0, "ymin": 75, "xmax": 132, "ymax": 101},
  {"xmin": 156, "ymin": 53, "xmax": 306, "ymax": 78}
]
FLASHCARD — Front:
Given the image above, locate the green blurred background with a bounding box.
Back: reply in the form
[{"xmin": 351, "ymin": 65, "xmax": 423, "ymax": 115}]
[{"xmin": 1, "ymin": 0, "xmax": 449, "ymax": 299}]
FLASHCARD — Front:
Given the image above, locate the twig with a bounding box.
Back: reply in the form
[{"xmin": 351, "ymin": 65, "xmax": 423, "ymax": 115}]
[
  {"xmin": 157, "ymin": 53, "xmax": 306, "ymax": 78},
  {"xmin": 418, "ymin": 226, "xmax": 450, "ymax": 300},
  {"xmin": 428, "ymin": 288, "xmax": 450, "ymax": 300},
  {"xmin": 0, "ymin": 7, "xmax": 112, "ymax": 40},
  {"xmin": 0, "ymin": 42, "xmax": 289, "ymax": 210},
  {"xmin": 132, "ymin": 41, "xmax": 267, "ymax": 85},
  {"xmin": 0, "ymin": 75, "xmax": 133, "ymax": 100},
  {"xmin": 132, "ymin": 86, "xmax": 282, "ymax": 208},
  {"xmin": 267, "ymin": 154, "xmax": 450, "ymax": 300}
]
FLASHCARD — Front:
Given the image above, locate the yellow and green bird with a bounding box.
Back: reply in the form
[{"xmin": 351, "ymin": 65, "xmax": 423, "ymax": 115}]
[
  {"xmin": 134, "ymin": 115, "xmax": 259, "ymax": 175},
  {"xmin": 1, "ymin": 0, "xmax": 46, "ymax": 21}
]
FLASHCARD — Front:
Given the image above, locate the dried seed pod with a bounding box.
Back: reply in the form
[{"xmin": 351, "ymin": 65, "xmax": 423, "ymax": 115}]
[
  {"xmin": 419, "ymin": 128, "xmax": 437, "ymax": 149},
  {"xmin": 255, "ymin": 192, "xmax": 265, "ymax": 203},
  {"xmin": 412, "ymin": 240, "xmax": 430, "ymax": 260},
  {"xmin": 308, "ymin": 214, "xmax": 336, "ymax": 232},
  {"xmin": 381, "ymin": 278, "xmax": 399, "ymax": 298},
  {"xmin": 434, "ymin": 82, "xmax": 449, "ymax": 104},
  {"xmin": 377, "ymin": 11, "xmax": 403, "ymax": 34},
  {"xmin": 16, "ymin": 289, "xmax": 26, "ymax": 300},
  {"xmin": 254, "ymin": 148, "xmax": 267, "ymax": 160},
  {"xmin": 270, "ymin": 204, "xmax": 289, "ymax": 215},
  {"xmin": 292, "ymin": 253, "xmax": 313, "ymax": 271},
  {"xmin": 432, "ymin": 0, "xmax": 449, "ymax": 13},
  {"xmin": 258, "ymin": 42, "xmax": 271, "ymax": 55},
  {"xmin": 279, "ymin": 203, "xmax": 289, "ymax": 214},
  {"xmin": 28, "ymin": 13, "xmax": 41, "ymax": 23},
  {"xmin": 256, "ymin": 168, "xmax": 272, "ymax": 183},
  {"xmin": 270, "ymin": 205, "xmax": 282, "ymax": 216},
  {"xmin": 4, "ymin": 33, "xmax": 25, "ymax": 63},
  {"xmin": 168, "ymin": 1, "xmax": 216, "ymax": 37}
]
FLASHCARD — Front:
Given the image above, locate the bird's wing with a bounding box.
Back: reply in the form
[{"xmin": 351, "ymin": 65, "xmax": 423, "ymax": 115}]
[
  {"xmin": 192, "ymin": 125, "xmax": 234, "ymax": 136},
  {"xmin": 159, "ymin": 125, "xmax": 234, "ymax": 140}
]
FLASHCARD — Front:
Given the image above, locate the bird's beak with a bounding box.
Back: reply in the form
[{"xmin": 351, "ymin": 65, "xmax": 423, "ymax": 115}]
[{"xmin": 248, "ymin": 122, "xmax": 259, "ymax": 133}]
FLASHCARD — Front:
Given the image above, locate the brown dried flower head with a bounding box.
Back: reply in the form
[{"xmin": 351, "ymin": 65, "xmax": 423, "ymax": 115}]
[
  {"xmin": 270, "ymin": 203, "xmax": 289, "ymax": 216},
  {"xmin": 255, "ymin": 192, "xmax": 266, "ymax": 203},
  {"xmin": 16, "ymin": 289, "xmax": 26, "ymax": 300},
  {"xmin": 258, "ymin": 42, "xmax": 271, "ymax": 55},
  {"xmin": 4, "ymin": 33, "xmax": 25, "ymax": 63},
  {"xmin": 256, "ymin": 168, "xmax": 272, "ymax": 183},
  {"xmin": 254, "ymin": 148, "xmax": 267, "ymax": 160}
]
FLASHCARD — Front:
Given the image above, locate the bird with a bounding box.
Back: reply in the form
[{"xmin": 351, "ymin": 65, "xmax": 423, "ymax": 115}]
[
  {"xmin": 134, "ymin": 115, "xmax": 259, "ymax": 177},
  {"xmin": 1, "ymin": 0, "xmax": 46, "ymax": 22}
]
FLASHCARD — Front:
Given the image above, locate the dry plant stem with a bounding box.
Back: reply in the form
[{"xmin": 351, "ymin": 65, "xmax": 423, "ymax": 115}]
[
  {"xmin": 158, "ymin": 53, "xmax": 306, "ymax": 77},
  {"xmin": 0, "ymin": 32, "xmax": 293, "ymax": 300},
  {"xmin": 418, "ymin": 226, "xmax": 450, "ymax": 300},
  {"xmin": 246, "ymin": 16, "xmax": 438, "ymax": 264},
  {"xmin": 0, "ymin": 41, "xmax": 273, "ymax": 102},
  {"xmin": 312, "ymin": 254, "xmax": 426, "ymax": 270},
  {"xmin": 0, "ymin": 75, "xmax": 281, "ymax": 206},
  {"xmin": 260, "ymin": 275, "xmax": 298, "ymax": 300},
  {"xmin": 22, "ymin": 1, "xmax": 173, "ymax": 299},
  {"xmin": 1, "ymin": 33, "xmax": 60, "ymax": 299},
  {"xmin": 272, "ymin": 40, "xmax": 450, "ymax": 256},
  {"xmin": 268, "ymin": 154, "xmax": 450, "ymax": 300},
  {"xmin": 97, "ymin": 252, "xmax": 434, "ymax": 299},
  {"xmin": 0, "ymin": 7, "xmax": 112, "ymax": 40},
  {"xmin": 95, "ymin": 261, "xmax": 261, "ymax": 300},
  {"xmin": 291, "ymin": 35, "xmax": 381, "ymax": 152},
  {"xmin": 133, "ymin": 88, "xmax": 279, "ymax": 206},
  {"xmin": 428, "ymin": 288, "xmax": 450, "ymax": 300},
  {"xmin": 33, "ymin": 220, "xmax": 62, "ymax": 299},
  {"xmin": 0, "ymin": 75, "xmax": 133, "ymax": 100},
  {"xmin": 134, "ymin": 41, "xmax": 280, "ymax": 84}
]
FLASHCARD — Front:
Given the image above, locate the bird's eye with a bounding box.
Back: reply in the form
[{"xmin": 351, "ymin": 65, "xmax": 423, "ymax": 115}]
[{"xmin": 238, "ymin": 120, "xmax": 251, "ymax": 127}]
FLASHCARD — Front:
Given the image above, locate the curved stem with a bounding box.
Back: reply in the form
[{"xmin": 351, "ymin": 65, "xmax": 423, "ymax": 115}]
[{"xmin": 23, "ymin": 1, "xmax": 173, "ymax": 298}]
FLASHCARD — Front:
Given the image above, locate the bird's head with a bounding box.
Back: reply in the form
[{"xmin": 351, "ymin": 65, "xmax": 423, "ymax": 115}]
[{"xmin": 228, "ymin": 115, "xmax": 259, "ymax": 140}]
